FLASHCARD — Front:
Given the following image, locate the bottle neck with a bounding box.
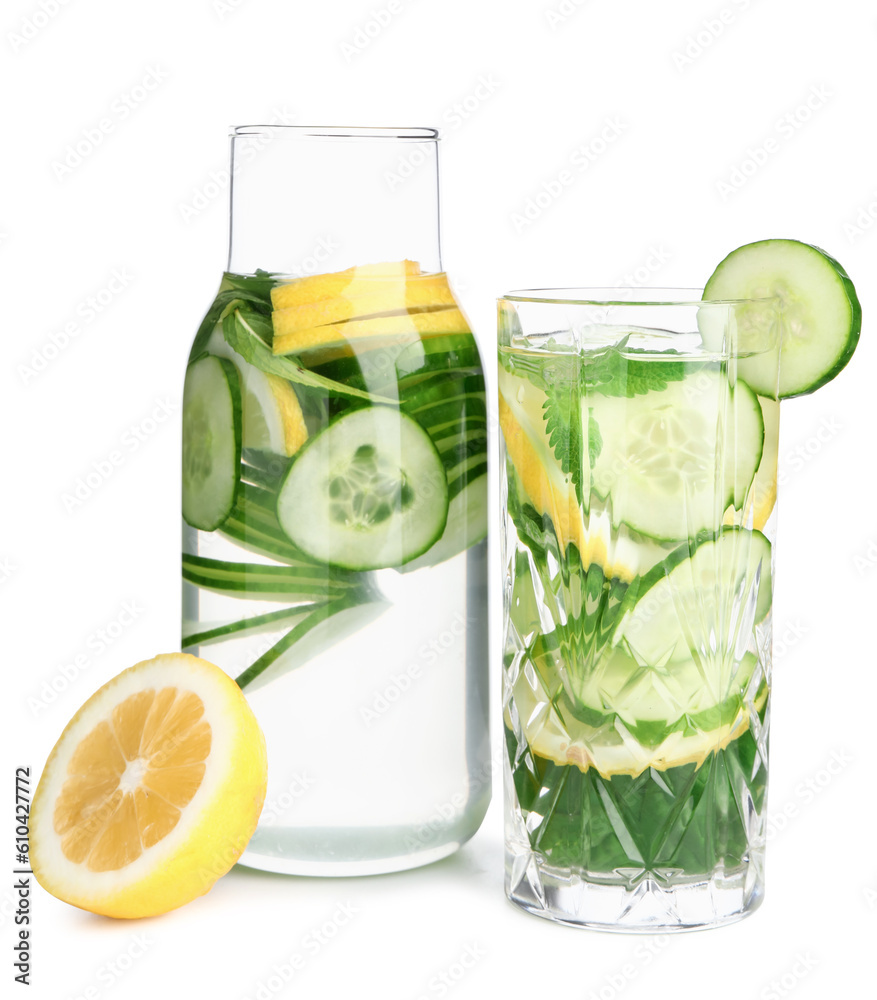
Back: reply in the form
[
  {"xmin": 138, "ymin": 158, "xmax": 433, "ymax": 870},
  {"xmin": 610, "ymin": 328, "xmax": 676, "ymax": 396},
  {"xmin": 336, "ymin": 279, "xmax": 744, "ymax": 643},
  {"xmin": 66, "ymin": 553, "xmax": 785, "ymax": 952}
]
[{"xmin": 226, "ymin": 127, "xmax": 443, "ymax": 277}]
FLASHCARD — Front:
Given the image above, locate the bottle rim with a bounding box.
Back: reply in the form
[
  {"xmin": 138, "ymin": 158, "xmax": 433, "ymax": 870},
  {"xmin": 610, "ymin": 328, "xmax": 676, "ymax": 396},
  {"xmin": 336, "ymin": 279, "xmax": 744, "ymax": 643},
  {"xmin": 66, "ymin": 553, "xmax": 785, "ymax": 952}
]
[{"xmin": 230, "ymin": 125, "xmax": 439, "ymax": 141}]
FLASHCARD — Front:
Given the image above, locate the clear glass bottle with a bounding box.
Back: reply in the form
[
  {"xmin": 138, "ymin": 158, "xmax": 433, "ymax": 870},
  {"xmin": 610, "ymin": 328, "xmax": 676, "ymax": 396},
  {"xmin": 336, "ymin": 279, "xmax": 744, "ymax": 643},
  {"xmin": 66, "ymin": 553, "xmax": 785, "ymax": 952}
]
[{"xmin": 182, "ymin": 126, "xmax": 490, "ymax": 875}]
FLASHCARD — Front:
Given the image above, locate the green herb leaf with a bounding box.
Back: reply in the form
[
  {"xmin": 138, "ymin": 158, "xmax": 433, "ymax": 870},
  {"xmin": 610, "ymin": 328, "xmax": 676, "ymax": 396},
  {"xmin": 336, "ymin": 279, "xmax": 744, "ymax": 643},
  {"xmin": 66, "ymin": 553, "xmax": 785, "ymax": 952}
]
[
  {"xmin": 587, "ymin": 407, "xmax": 603, "ymax": 465},
  {"xmin": 581, "ymin": 349, "xmax": 690, "ymax": 397},
  {"xmin": 220, "ymin": 269, "xmax": 279, "ymax": 309},
  {"xmin": 221, "ymin": 303, "xmax": 395, "ymax": 405},
  {"xmin": 542, "ymin": 382, "xmax": 584, "ymax": 506},
  {"xmin": 500, "ymin": 342, "xmax": 691, "ymax": 399}
]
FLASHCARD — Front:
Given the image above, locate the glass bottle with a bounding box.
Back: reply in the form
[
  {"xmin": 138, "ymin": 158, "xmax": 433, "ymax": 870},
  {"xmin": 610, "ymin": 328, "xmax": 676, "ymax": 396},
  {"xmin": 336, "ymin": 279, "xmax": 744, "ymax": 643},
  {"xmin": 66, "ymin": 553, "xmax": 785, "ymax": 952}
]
[{"xmin": 182, "ymin": 126, "xmax": 490, "ymax": 875}]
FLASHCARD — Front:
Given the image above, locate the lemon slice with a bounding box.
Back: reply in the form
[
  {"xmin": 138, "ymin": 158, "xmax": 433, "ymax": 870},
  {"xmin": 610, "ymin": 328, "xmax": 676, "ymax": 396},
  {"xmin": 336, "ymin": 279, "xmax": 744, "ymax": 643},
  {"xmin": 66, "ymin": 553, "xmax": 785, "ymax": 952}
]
[
  {"xmin": 272, "ymin": 307, "xmax": 467, "ymax": 356},
  {"xmin": 270, "ymin": 259, "xmax": 421, "ymax": 309},
  {"xmin": 241, "ymin": 371, "xmax": 307, "ymax": 456},
  {"xmin": 208, "ymin": 330, "xmax": 307, "ymax": 456},
  {"xmin": 272, "ymin": 274, "xmax": 456, "ymax": 334},
  {"xmin": 30, "ymin": 653, "xmax": 267, "ymax": 919},
  {"xmin": 498, "ymin": 373, "xmax": 668, "ymax": 582}
]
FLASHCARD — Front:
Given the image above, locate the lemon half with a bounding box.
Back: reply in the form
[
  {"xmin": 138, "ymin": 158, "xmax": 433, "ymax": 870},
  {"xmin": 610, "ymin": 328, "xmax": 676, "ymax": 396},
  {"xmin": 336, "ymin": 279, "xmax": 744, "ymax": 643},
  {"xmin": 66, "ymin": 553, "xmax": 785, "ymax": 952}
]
[{"xmin": 30, "ymin": 653, "xmax": 267, "ymax": 919}]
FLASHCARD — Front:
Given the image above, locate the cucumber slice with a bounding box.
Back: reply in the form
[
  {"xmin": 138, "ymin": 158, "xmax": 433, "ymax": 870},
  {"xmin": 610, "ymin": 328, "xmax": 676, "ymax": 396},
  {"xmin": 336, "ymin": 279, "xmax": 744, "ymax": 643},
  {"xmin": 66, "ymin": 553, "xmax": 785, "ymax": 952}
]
[
  {"xmin": 400, "ymin": 473, "xmax": 488, "ymax": 572},
  {"xmin": 589, "ymin": 371, "xmax": 764, "ymax": 541},
  {"xmin": 507, "ymin": 655, "xmax": 763, "ymax": 777},
  {"xmin": 276, "ymin": 406, "xmax": 450, "ymax": 571},
  {"xmin": 616, "ymin": 527, "xmax": 771, "ymax": 666},
  {"xmin": 540, "ymin": 640, "xmax": 759, "ymax": 729},
  {"xmin": 182, "ymin": 355, "xmax": 242, "ymax": 531},
  {"xmin": 703, "ymin": 239, "xmax": 861, "ymax": 399}
]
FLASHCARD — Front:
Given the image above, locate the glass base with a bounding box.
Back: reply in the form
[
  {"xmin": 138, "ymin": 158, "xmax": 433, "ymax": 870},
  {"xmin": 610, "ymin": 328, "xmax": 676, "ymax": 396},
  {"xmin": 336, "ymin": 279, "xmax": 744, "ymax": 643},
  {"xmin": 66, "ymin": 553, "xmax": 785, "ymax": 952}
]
[
  {"xmin": 506, "ymin": 851, "xmax": 764, "ymax": 932},
  {"xmin": 237, "ymin": 812, "xmax": 484, "ymax": 876}
]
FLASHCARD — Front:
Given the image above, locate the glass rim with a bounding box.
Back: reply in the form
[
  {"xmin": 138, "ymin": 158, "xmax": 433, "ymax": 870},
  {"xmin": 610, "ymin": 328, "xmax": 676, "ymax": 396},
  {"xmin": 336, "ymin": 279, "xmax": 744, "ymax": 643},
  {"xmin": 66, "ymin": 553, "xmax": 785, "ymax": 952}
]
[
  {"xmin": 230, "ymin": 125, "xmax": 439, "ymax": 141},
  {"xmin": 499, "ymin": 287, "xmax": 779, "ymax": 307}
]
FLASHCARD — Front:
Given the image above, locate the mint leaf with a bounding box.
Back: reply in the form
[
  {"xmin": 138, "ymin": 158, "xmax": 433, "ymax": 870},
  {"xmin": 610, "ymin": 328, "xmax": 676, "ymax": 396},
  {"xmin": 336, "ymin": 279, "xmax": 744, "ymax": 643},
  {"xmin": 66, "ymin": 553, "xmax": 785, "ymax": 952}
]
[
  {"xmin": 220, "ymin": 269, "xmax": 279, "ymax": 309},
  {"xmin": 501, "ymin": 342, "xmax": 693, "ymax": 399},
  {"xmin": 542, "ymin": 381, "xmax": 584, "ymax": 506},
  {"xmin": 587, "ymin": 408, "xmax": 602, "ymax": 465},
  {"xmin": 581, "ymin": 349, "xmax": 690, "ymax": 397},
  {"xmin": 221, "ymin": 303, "xmax": 395, "ymax": 405}
]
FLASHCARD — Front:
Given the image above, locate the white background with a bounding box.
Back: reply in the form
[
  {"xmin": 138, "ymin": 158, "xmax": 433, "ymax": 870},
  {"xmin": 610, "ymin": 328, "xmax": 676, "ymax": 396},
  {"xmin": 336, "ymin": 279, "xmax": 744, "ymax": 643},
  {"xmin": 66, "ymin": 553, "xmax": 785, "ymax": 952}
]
[{"xmin": 3, "ymin": 0, "xmax": 876, "ymax": 997}]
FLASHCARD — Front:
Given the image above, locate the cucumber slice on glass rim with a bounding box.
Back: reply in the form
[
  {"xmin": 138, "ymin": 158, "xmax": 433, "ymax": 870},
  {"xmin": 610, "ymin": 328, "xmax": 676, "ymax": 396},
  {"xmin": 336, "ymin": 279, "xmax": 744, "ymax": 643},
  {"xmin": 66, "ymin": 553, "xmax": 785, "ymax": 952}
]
[{"xmin": 703, "ymin": 238, "xmax": 861, "ymax": 399}]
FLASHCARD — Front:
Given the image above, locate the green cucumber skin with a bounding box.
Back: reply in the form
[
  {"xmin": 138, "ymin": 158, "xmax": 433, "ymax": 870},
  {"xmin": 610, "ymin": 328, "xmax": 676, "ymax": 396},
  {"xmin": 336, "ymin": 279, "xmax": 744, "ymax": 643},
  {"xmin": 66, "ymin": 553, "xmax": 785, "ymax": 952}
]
[
  {"xmin": 430, "ymin": 418, "xmax": 488, "ymax": 447},
  {"xmin": 782, "ymin": 244, "xmax": 861, "ymax": 398},
  {"xmin": 182, "ymin": 552, "xmax": 354, "ymax": 587},
  {"xmin": 234, "ymin": 596, "xmax": 355, "ymax": 688},
  {"xmin": 182, "ymin": 355, "xmax": 243, "ymax": 532},
  {"xmin": 404, "ymin": 396, "xmax": 487, "ymax": 433},
  {"xmin": 218, "ymin": 484, "xmax": 316, "ymax": 565},
  {"xmin": 399, "ymin": 473, "xmax": 488, "ymax": 572},
  {"xmin": 311, "ymin": 333, "xmax": 481, "ymax": 392},
  {"xmin": 401, "ymin": 372, "xmax": 486, "ymax": 412},
  {"xmin": 182, "ymin": 605, "xmax": 319, "ymax": 648},
  {"xmin": 729, "ymin": 377, "xmax": 765, "ymax": 509},
  {"xmin": 704, "ymin": 239, "xmax": 862, "ymax": 400}
]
